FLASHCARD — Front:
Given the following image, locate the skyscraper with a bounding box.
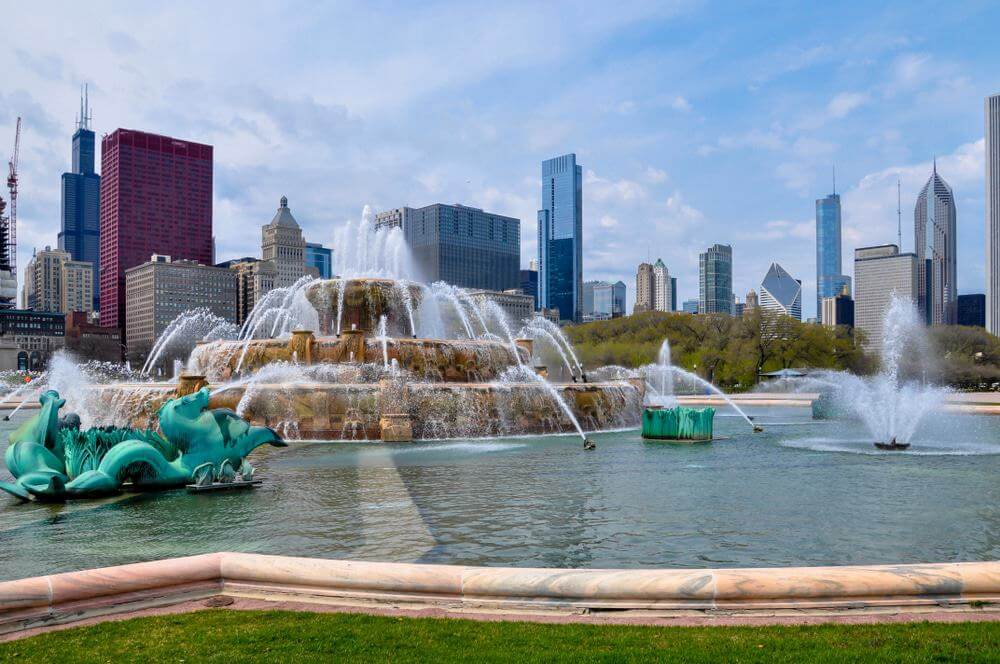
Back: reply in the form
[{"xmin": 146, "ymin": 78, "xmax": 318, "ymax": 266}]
[
  {"xmin": 987, "ymin": 94, "xmax": 1000, "ymax": 334},
  {"xmin": 305, "ymin": 242, "xmax": 332, "ymax": 279},
  {"xmin": 537, "ymin": 154, "xmax": 583, "ymax": 322},
  {"xmin": 652, "ymin": 259, "xmax": 675, "ymax": 312},
  {"xmin": 744, "ymin": 289, "xmax": 759, "ymax": 316},
  {"xmin": 21, "ymin": 246, "xmax": 93, "ymax": 314},
  {"xmin": 914, "ymin": 162, "xmax": 957, "ymax": 325},
  {"xmin": 759, "ymin": 262, "xmax": 802, "ymax": 321},
  {"xmin": 124, "ymin": 255, "xmax": 236, "ymax": 367},
  {"xmin": 698, "ymin": 244, "xmax": 732, "ymax": 315},
  {"xmin": 957, "ymin": 293, "xmax": 986, "ymax": 328},
  {"xmin": 815, "ymin": 190, "xmax": 851, "ymax": 316},
  {"xmin": 593, "ymin": 281, "xmax": 626, "ymax": 318},
  {"xmin": 99, "ymin": 129, "xmax": 213, "ymax": 331},
  {"xmin": 375, "ymin": 204, "xmax": 520, "ymax": 291},
  {"xmin": 262, "ymin": 196, "xmax": 306, "ymax": 288},
  {"xmin": 58, "ymin": 86, "xmax": 101, "ymax": 310},
  {"xmin": 582, "ymin": 280, "xmax": 599, "ymax": 318},
  {"xmin": 519, "ymin": 268, "xmax": 538, "ymax": 308},
  {"xmin": 820, "ymin": 284, "xmax": 854, "ymax": 329},
  {"xmin": 634, "ymin": 262, "xmax": 654, "ymax": 312},
  {"xmin": 854, "ymin": 244, "xmax": 918, "ymax": 350}
]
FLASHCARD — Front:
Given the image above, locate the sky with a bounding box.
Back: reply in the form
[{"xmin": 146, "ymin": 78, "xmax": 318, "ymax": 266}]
[{"xmin": 3, "ymin": 0, "xmax": 1000, "ymax": 319}]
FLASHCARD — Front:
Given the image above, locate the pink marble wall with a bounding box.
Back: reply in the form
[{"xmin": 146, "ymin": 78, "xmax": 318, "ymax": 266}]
[{"xmin": 2, "ymin": 553, "xmax": 999, "ymax": 634}]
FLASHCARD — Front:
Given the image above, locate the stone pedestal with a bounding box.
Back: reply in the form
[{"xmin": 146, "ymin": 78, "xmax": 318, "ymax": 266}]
[
  {"xmin": 177, "ymin": 374, "xmax": 208, "ymax": 396},
  {"xmin": 379, "ymin": 413, "xmax": 413, "ymax": 442},
  {"xmin": 288, "ymin": 330, "xmax": 315, "ymax": 364},
  {"xmin": 340, "ymin": 329, "xmax": 365, "ymax": 363}
]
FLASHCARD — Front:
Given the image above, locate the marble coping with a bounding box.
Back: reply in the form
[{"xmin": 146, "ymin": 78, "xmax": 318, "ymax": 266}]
[{"xmin": 2, "ymin": 554, "xmax": 999, "ymax": 632}]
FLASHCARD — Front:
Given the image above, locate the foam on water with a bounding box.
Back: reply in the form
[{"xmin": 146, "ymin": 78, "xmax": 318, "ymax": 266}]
[{"xmin": 779, "ymin": 437, "xmax": 1000, "ymax": 456}]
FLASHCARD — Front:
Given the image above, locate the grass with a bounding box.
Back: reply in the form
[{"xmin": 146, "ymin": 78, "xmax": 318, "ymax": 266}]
[{"xmin": 1, "ymin": 610, "xmax": 998, "ymax": 663}]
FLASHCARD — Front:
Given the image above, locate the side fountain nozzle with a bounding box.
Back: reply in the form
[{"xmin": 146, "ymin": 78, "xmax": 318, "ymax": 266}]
[
  {"xmin": 583, "ymin": 438, "xmax": 596, "ymax": 450},
  {"xmin": 753, "ymin": 425, "xmax": 763, "ymax": 433},
  {"xmin": 582, "ymin": 372, "xmax": 588, "ymax": 384}
]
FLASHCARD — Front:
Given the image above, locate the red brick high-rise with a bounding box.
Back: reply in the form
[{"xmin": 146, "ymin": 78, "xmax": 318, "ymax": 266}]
[{"xmin": 99, "ymin": 129, "xmax": 213, "ymax": 331}]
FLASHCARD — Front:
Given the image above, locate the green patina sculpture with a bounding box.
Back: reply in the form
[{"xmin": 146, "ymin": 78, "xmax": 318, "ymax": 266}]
[
  {"xmin": 0, "ymin": 387, "xmax": 285, "ymax": 502},
  {"xmin": 641, "ymin": 406, "xmax": 715, "ymax": 441}
]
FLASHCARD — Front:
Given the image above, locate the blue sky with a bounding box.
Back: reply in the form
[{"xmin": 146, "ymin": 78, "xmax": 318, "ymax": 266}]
[{"xmin": 3, "ymin": 0, "xmax": 999, "ymax": 318}]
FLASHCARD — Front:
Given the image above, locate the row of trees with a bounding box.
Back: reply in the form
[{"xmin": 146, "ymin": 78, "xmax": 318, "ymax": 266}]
[
  {"xmin": 567, "ymin": 309, "xmax": 1000, "ymax": 390},
  {"xmin": 566, "ymin": 311, "xmax": 871, "ymax": 390}
]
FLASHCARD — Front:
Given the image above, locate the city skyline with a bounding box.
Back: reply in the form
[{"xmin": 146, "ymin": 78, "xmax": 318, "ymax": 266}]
[{"xmin": 3, "ymin": 3, "xmax": 1000, "ymax": 320}]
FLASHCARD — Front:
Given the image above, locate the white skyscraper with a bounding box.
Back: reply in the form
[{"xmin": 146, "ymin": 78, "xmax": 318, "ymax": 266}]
[
  {"xmin": 987, "ymin": 94, "xmax": 1000, "ymax": 334},
  {"xmin": 758, "ymin": 262, "xmax": 802, "ymax": 321},
  {"xmin": 652, "ymin": 259, "xmax": 673, "ymax": 312}
]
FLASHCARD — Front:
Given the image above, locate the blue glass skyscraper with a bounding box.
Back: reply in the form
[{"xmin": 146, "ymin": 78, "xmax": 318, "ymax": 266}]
[
  {"xmin": 58, "ymin": 87, "xmax": 101, "ymax": 310},
  {"xmin": 305, "ymin": 242, "xmax": 332, "ymax": 279},
  {"xmin": 537, "ymin": 154, "xmax": 583, "ymax": 322},
  {"xmin": 815, "ymin": 191, "xmax": 850, "ymax": 317}
]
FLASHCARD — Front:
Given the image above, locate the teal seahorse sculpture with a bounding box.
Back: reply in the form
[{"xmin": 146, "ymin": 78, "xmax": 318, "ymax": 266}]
[{"xmin": 0, "ymin": 387, "xmax": 285, "ymax": 502}]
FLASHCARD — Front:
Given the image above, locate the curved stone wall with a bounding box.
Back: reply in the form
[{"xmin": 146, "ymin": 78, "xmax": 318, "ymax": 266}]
[{"xmin": 1, "ymin": 554, "xmax": 998, "ymax": 635}]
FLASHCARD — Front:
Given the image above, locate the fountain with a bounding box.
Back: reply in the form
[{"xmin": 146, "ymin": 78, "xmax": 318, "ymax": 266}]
[
  {"xmin": 638, "ymin": 338, "xmax": 759, "ymax": 435},
  {"xmin": 66, "ymin": 219, "xmax": 642, "ymax": 442},
  {"xmin": 799, "ymin": 296, "xmax": 945, "ymax": 449}
]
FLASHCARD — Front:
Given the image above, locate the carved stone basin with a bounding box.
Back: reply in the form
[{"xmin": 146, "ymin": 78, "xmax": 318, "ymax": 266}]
[{"xmin": 304, "ymin": 278, "xmax": 423, "ymax": 335}]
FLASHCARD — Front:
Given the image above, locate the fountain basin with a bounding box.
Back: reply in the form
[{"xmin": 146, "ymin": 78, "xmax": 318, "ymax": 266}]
[
  {"xmin": 88, "ymin": 380, "xmax": 642, "ymax": 441},
  {"xmin": 189, "ymin": 335, "xmax": 529, "ymax": 382},
  {"xmin": 304, "ymin": 278, "xmax": 423, "ymax": 335}
]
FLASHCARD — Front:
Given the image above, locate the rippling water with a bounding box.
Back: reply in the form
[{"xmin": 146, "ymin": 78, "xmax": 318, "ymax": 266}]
[{"xmin": 1, "ymin": 406, "xmax": 999, "ymax": 580}]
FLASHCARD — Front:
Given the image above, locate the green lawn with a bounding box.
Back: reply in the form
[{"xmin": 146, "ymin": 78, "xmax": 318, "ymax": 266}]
[{"xmin": 1, "ymin": 610, "xmax": 998, "ymax": 663}]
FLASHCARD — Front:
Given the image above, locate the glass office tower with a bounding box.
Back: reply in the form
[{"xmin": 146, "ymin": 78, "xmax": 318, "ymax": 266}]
[
  {"xmin": 815, "ymin": 192, "xmax": 851, "ymax": 317},
  {"xmin": 698, "ymin": 243, "xmax": 732, "ymax": 315},
  {"xmin": 537, "ymin": 154, "xmax": 583, "ymax": 322}
]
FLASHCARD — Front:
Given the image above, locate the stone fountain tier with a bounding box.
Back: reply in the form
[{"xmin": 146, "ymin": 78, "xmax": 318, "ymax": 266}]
[
  {"xmin": 304, "ymin": 278, "xmax": 424, "ymax": 335},
  {"xmin": 88, "ymin": 379, "xmax": 645, "ymax": 442},
  {"xmin": 188, "ymin": 332, "xmax": 532, "ymax": 382}
]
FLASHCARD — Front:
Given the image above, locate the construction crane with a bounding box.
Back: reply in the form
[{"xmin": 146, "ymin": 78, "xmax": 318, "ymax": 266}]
[{"xmin": 6, "ymin": 116, "xmax": 20, "ymax": 274}]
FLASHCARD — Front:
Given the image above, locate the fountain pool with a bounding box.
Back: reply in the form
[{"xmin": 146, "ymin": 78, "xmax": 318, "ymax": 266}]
[{"xmin": 1, "ymin": 404, "xmax": 998, "ymax": 581}]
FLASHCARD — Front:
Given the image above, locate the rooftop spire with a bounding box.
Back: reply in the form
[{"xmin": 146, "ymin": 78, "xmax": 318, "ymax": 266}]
[
  {"xmin": 77, "ymin": 83, "xmax": 92, "ymax": 131},
  {"xmin": 933, "ymin": 155, "xmax": 937, "ymax": 175},
  {"xmin": 832, "ymin": 164, "xmax": 836, "ymax": 195}
]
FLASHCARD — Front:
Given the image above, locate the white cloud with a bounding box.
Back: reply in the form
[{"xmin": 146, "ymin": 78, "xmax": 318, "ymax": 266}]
[
  {"xmin": 670, "ymin": 96, "xmax": 692, "ymax": 112},
  {"xmin": 826, "ymin": 92, "xmax": 869, "ymax": 119},
  {"xmin": 775, "ymin": 162, "xmax": 813, "ymax": 193},
  {"xmin": 599, "ymin": 215, "xmax": 620, "ymax": 229},
  {"xmin": 584, "ymin": 169, "xmax": 646, "ymax": 203},
  {"xmin": 643, "ymin": 166, "xmax": 668, "ymax": 183},
  {"xmin": 660, "ymin": 191, "xmax": 704, "ymax": 226}
]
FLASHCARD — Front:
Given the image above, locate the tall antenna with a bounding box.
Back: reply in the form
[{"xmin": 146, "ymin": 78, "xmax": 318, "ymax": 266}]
[
  {"xmin": 77, "ymin": 84, "xmax": 92, "ymax": 131},
  {"xmin": 896, "ymin": 178, "xmax": 902, "ymax": 250},
  {"xmin": 832, "ymin": 165, "xmax": 836, "ymax": 195}
]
